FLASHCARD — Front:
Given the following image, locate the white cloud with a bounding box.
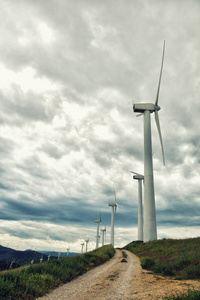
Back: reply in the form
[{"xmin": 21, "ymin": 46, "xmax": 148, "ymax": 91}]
[{"xmin": 0, "ymin": 64, "xmax": 59, "ymax": 93}]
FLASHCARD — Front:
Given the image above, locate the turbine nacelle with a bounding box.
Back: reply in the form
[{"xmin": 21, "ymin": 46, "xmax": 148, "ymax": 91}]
[
  {"xmin": 95, "ymin": 219, "xmax": 101, "ymax": 223},
  {"xmin": 133, "ymin": 103, "xmax": 160, "ymax": 113},
  {"xmin": 108, "ymin": 202, "xmax": 119, "ymax": 208},
  {"xmin": 131, "ymin": 171, "xmax": 144, "ymax": 180},
  {"xmin": 133, "ymin": 174, "xmax": 144, "ymax": 180}
]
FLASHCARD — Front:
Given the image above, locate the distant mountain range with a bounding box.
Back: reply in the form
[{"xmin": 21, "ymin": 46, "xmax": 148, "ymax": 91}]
[
  {"xmin": 0, "ymin": 245, "xmax": 80, "ymax": 271},
  {"xmin": 38, "ymin": 251, "xmax": 80, "ymax": 257},
  {"xmin": 0, "ymin": 245, "xmax": 48, "ymax": 271}
]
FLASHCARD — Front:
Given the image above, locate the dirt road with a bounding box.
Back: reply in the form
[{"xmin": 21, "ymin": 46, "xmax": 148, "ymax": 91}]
[{"xmin": 38, "ymin": 249, "xmax": 200, "ymax": 300}]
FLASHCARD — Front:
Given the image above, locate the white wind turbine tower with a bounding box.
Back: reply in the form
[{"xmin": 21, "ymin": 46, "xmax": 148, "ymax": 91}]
[
  {"xmin": 95, "ymin": 213, "xmax": 102, "ymax": 249},
  {"xmin": 85, "ymin": 237, "xmax": 89, "ymax": 252},
  {"xmin": 101, "ymin": 226, "xmax": 106, "ymax": 246},
  {"xmin": 108, "ymin": 187, "xmax": 119, "ymax": 247},
  {"xmin": 66, "ymin": 246, "xmax": 70, "ymax": 257},
  {"xmin": 131, "ymin": 171, "xmax": 144, "ymax": 241},
  {"xmin": 81, "ymin": 242, "xmax": 84, "ymax": 254},
  {"xmin": 133, "ymin": 41, "xmax": 165, "ymax": 242}
]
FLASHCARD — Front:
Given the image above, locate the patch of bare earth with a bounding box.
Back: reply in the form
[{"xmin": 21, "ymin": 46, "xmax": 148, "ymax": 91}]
[{"xmin": 37, "ymin": 249, "xmax": 200, "ymax": 300}]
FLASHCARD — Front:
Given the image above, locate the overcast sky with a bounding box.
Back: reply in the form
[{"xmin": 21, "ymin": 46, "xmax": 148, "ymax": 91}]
[{"xmin": 0, "ymin": 0, "xmax": 200, "ymax": 252}]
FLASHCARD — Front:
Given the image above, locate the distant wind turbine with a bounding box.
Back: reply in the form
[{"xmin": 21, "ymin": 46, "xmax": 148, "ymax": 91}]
[
  {"xmin": 108, "ymin": 186, "xmax": 119, "ymax": 247},
  {"xmin": 95, "ymin": 213, "xmax": 102, "ymax": 249},
  {"xmin": 66, "ymin": 246, "xmax": 70, "ymax": 257},
  {"xmin": 85, "ymin": 238, "xmax": 89, "ymax": 252},
  {"xmin": 131, "ymin": 171, "xmax": 144, "ymax": 241},
  {"xmin": 133, "ymin": 41, "xmax": 165, "ymax": 242},
  {"xmin": 81, "ymin": 242, "xmax": 84, "ymax": 254},
  {"xmin": 101, "ymin": 227, "xmax": 106, "ymax": 246}
]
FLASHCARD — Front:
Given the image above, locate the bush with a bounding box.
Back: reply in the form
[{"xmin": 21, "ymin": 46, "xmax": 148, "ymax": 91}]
[
  {"xmin": 175, "ymin": 258, "xmax": 192, "ymax": 271},
  {"xmin": 185, "ymin": 265, "xmax": 200, "ymax": 279},
  {"xmin": 154, "ymin": 263, "xmax": 174, "ymax": 276},
  {"xmin": 141, "ymin": 257, "xmax": 155, "ymax": 269}
]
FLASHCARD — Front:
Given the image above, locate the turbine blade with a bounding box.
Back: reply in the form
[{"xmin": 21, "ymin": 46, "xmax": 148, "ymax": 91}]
[
  {"xmin": 155, "ymin": 41, "xmax": 165, "ymax": 106},
  {"xmin": 113, "ymin": 185, "xmax": 117, "ymax": 204},
  {"xmin": 155, "ymin": 111, "xmax": 165, "ymax": 165},
  {"xmin": 136, "ymin": 113, "xmax": 144, "ymax": 117}
]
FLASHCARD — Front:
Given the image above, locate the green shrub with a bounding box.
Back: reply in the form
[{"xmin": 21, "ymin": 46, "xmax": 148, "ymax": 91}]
[
  {"xmin": 154, "ymin": 263, "xmax": 174, "ymax": 276},
  {"xmin": 175, "ymin": 258, "xmax": 192, "ymax": 271},
  {"xmin": 122, "ymin": 251, "xmax": 127, "ymax": 258},
  {"xmin": 141, "ymin": 257, "xmax": 155, "ymax": 269},
  {"xmin": 185, "ymin": 265, "xmax": 200, "ymax": 279}
]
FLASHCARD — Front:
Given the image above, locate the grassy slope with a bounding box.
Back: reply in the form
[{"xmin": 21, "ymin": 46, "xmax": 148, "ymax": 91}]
[
  {"xmin": 124, "ymin": 238, "xmax": 200, "ymax": 279},
  {"xmin": 124, "ymin": 238, "xmax": 200, "ymax": 300},
  {"xmin": 0, "ymin": 244, "xmax": 115, "ymax": 300}
]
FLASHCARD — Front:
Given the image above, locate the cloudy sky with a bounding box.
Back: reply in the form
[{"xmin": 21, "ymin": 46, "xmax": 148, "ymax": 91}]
[{"xmin": 0, "ymin": 0, "xmax": 200, "ymax": 252}]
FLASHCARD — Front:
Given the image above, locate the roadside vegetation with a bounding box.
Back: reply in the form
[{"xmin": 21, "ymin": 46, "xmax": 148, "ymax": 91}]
[
  {"xmin": 165, "ymin": 289, "xmax": 200, "ymax": 299},
  {"xmin": 124, "ymin": 237, "xmax": 200, "ymax": 299},
  {"xmin": 0, "ymin": 244, "xmax": 115, "ymax": 300}
]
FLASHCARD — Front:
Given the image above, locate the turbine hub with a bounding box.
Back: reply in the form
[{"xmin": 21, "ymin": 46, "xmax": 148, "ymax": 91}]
[{"xmin": 155, "ymin": 105, "xmax": 161, "ymax": 111}]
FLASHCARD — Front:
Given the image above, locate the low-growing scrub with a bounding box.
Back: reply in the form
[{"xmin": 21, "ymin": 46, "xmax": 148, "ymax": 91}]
[
  {"xmin": 0, "ymin": 244, "xmax": 115, "ymax": 300},
  {"xmin": 122, "ymin": 251, "xmax": 127, "ymax": 258},
  {"xmin": 165, "ymin": 289, "xmax": 200, "ymax": 299},
  {"xmin": 124, "ymin": 237, "xmax": 200, "ymax": 280}
]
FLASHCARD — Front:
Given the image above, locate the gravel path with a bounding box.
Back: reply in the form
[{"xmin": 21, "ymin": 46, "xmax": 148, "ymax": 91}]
[{"xmin": 37, "ymin": 249, "xmax": 200, "ymax": 300}]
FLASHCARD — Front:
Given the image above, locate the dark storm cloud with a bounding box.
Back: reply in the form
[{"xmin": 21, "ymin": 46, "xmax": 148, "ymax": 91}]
[{"xmin": 1, "ymin": 0, "xmax": 200, "ymax": 251}]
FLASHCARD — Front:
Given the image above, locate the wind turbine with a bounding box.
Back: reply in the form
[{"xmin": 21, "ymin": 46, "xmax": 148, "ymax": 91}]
[
  {"xmin": 101, "ymin": 226, "xmax": 106, "ymax": 246},
  {"xmin": 108, "ymin": 186, "xmax": 119, "ymax": 247},
  {"xmin": 81, "ymin": 242, "xmax": 84, "ymax": 254},
  {"xmin": 95, "ymin": 213, "xmax": 101, "ymax": 249},
  {"xmin": 131, "ymin": 171, "xmax": 144, "ymax": 241},
  {"xmin": 66, "ymin": 246, "xmax": 70, "ymax": 257},
  {"xmin": 133, "ymin": 41, "xmax": 165, "ymax": 242},
  {"xmin": 85, "ymin": 237, "xmax": 89, "ymax": 252}
]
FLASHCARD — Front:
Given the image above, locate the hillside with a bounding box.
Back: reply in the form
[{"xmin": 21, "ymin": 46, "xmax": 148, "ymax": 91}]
[
  {"xmin": 0, "ymin": 244, "xmax": 115, "ymax": 299},
  {"xmin": 0, "ymin": 245, "xmax": 48, "ymax": 271},
  {"xmin": 123, "ymin": 237, "xmax": 200, "ymax": 280}
]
